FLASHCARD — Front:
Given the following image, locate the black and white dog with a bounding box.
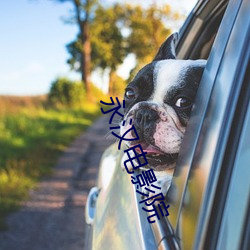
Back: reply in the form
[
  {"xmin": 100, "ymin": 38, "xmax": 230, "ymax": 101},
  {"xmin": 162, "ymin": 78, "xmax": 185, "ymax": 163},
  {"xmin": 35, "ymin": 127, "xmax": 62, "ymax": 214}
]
[{"xmin": 121, "ymin": 33, "xmax": 206, "ymax": 196}]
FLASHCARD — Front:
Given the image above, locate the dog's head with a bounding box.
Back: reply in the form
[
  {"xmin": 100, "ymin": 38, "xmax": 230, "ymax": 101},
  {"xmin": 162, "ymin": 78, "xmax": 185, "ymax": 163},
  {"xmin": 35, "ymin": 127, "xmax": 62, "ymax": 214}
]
[{"xmin": 121, "ymin": 33, "xmax": 206, "ymax": 171}]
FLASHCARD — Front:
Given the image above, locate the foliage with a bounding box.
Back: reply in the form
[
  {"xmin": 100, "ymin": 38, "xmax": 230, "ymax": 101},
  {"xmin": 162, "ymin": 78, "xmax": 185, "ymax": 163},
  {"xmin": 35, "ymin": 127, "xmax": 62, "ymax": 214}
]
[
  {"xmin": 66, "ymin": 4, "xmax": 127, "ymax": 94},
  {"xmin": 53, "ymin": 0, "xmax": 99, "ymax": 96},
  {"xmin": 54, "ymin": 2, "xmax": 177, "ymax": 97},
  {"xmin": 124, "ymin": 4, "xmax": 172, "ymax": 65},
  {"xmin": 109, "ymin": 72, "xmax": 126, "ymax": 97},
  {"xmin": 66, "ymin": 38, "xmax": 82, "ymax": 72},
  {"xmin": 48, "ymin": 77, "xmax": 85, "ymax": 108},
  {"xmin": 0, "ymin": 96, "xmax": 101, "ymax": 230},
  {"xmin": 66, "ymin": 3, "xmax": 174, "ymax": 94},
  {"xmin": 90, "ymin": 4, "xmax": 126, "ymax": 72}
]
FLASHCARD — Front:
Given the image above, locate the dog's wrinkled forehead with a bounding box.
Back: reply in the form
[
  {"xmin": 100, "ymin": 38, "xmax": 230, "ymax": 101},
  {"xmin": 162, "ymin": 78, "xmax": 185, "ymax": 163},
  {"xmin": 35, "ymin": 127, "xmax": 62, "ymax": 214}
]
[
  {"xmin": 125, "ymin": 59, "xmax": 205, "ymax": 106},
  {"xmin": 152, "ymin": 59, "xmax": 206, "ymax": 103}
]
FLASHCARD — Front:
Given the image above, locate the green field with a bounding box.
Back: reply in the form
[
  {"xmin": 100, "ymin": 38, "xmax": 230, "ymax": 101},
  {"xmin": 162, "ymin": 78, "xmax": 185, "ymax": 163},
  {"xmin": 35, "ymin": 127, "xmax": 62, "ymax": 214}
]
[{"xmin": 0, "ymin": 96, "xmax": 101, "ymax": 229}]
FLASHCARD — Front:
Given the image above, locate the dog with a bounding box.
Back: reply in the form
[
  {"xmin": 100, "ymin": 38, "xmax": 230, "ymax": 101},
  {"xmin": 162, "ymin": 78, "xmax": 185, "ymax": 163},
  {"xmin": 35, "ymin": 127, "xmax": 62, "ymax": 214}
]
[{"xmin": 121, "ymin": 33, "xmax": 206, "ymax": 197}]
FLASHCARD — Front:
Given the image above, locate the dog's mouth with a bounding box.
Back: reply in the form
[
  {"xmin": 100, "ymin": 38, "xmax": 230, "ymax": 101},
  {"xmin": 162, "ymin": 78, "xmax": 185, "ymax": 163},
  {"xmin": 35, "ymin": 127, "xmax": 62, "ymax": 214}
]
[{"xmin": 131, "ymin": 142, "xmax": 178, "ymax": 169}]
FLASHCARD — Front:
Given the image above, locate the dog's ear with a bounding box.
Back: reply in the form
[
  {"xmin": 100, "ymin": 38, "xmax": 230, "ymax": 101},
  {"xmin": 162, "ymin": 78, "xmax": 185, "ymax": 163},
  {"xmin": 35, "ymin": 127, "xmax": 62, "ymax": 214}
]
[{"xmin": 153, "ymin": 32, "xmax": 179, "ymax": 61}]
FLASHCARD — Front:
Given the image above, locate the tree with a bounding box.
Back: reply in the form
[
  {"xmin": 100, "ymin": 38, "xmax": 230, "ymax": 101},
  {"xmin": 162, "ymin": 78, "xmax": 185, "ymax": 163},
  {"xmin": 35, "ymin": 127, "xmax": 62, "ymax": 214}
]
[
  {"xmin": 67, "ymin": 4, "xmax": 127, "ymax": 95},
  {"xmin": 54, "ymin": 0, "xmax": 98, "ymax": 97},
  {"xmin": 90, "ymin": 4, "xmax": 127, "ymax": 95},
  {"xmin": 124, "ymin": 4, "xmax": 172, "ymax": 74},
  {"xmin": 66, "ymin": 3, "xmax": 174, "ymax": 94}
]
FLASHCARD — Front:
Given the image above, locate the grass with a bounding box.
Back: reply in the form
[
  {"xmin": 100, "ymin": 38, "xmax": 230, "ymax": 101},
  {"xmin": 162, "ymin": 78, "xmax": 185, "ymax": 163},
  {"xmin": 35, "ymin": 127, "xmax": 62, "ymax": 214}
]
[{"xmin": 0, "ymin": 95, "xmax": 103, "ymax": 230}]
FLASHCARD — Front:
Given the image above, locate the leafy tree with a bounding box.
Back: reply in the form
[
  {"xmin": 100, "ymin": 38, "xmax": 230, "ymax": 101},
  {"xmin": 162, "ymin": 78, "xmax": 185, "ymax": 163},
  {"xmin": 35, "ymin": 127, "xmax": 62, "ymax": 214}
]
[
  {"xmin": 53, "ymin": 0, "xmax": 98, "ymax": 97},
  {"xmin": 67, "ymin": 4, "xmax": 126, "ymax": 95},
  {"xmin": 90, "ymin": 4, "xmax": 127, "ymax": 94},
  {"xmin": 124, "ymin": 4, "xmax": 172, "ymax": 66},
  {"xmin": 65, "ymin": 3, "xmax": 174, "ymax": 94}
]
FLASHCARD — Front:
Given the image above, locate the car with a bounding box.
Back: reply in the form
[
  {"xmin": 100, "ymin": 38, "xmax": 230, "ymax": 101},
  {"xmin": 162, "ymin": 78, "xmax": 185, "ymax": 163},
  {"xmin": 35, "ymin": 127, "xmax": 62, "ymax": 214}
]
[{"xmin": 85, "ymin": 0, "xmax": 250, "ymax": 249}]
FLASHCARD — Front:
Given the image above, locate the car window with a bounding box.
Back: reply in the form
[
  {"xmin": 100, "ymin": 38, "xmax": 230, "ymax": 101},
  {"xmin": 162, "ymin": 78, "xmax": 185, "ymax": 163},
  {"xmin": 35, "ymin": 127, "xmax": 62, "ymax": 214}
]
[{"xmin": 177, "ymin": 0, "xmax": 228, "ymax": 60}]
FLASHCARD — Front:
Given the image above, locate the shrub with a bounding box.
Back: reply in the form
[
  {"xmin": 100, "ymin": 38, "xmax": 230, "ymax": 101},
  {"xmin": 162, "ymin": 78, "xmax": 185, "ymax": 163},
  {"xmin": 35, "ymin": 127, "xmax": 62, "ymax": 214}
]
[{"xmin": 48, "ymin": 77, "xmax": 85, "ymax": 108}]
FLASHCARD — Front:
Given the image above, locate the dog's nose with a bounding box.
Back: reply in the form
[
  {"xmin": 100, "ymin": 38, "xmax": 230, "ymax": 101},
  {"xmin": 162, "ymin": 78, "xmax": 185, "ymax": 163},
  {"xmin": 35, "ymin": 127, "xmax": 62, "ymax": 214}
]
[{"xmin": 134, "ymin": 109, "xmax": 159, "ymax": 129}]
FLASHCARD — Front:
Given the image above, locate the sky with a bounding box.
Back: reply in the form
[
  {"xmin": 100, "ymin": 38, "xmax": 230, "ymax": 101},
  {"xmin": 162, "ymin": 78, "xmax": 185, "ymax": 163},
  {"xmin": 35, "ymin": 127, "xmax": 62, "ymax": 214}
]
[{"xmin": 0, "ymin": 0, "xmax": 197, "ymax": 96}]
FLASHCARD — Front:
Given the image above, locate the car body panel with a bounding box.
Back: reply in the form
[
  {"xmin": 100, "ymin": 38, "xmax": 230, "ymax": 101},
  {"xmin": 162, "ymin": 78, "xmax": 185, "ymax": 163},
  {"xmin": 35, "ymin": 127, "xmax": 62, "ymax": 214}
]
[{"xmin": 92, "ymin": 143, "xmax": 157, "ymax": 250}]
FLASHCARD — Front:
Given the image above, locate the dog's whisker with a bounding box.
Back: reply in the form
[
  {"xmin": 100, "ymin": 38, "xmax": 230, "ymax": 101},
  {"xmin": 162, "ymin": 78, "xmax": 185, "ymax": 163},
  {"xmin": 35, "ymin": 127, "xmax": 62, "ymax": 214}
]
[
  {"xmin": 110, "ymin": 122, "xmax": 121, "ymax": 126},
  {"xmin": 104, "ymin": 130, "xmax": 115, "ymax": 139},
  {"xmin": 104, "ymin": 128, "xmax": 121, "ymax": 140},
  {"xmin": 104, "ymin": 130, "xmax": 112, "ymax": 137},
  {"xmin": 110, "ymin": 119, "xmax": 123, "ymax": 126}
]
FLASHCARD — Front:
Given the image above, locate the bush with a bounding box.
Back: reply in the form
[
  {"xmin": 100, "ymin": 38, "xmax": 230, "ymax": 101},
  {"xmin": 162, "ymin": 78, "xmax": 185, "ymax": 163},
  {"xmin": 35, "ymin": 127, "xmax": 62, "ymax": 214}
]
[{"xmin": 48, "ymin": 77, "xmax": 85, "ymax": 108}]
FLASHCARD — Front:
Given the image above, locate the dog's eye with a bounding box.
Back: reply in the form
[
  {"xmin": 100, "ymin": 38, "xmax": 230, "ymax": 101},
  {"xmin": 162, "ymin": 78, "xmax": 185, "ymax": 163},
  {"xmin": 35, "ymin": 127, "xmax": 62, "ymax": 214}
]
[
  {"xmin": 175, "ymin": 97, "xmax": 192, "ymax": 108},
  {"xmin": 125, "ymin": 89, "xmax": 136, "ymax": 100}
]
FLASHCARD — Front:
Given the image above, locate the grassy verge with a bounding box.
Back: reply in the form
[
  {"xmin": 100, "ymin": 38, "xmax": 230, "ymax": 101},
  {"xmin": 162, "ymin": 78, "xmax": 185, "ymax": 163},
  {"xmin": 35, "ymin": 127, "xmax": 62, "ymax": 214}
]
[{"xmin": 0, "ymin": 96, "xmax": 102, "ymax": 230}]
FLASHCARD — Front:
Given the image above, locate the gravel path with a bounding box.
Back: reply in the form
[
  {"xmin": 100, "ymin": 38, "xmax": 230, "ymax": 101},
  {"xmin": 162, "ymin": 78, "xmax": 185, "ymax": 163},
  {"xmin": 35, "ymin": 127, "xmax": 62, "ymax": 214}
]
[{"xmin": 0, "ymin": 115, "xmax": 115, "ymax": 250}]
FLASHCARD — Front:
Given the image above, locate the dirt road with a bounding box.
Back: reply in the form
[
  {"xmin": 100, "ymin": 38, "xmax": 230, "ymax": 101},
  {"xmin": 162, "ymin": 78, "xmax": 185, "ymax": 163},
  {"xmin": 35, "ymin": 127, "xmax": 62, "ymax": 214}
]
[{"xmin": 0, "ymin": 115, "xmax": 115, "ymax": 250}]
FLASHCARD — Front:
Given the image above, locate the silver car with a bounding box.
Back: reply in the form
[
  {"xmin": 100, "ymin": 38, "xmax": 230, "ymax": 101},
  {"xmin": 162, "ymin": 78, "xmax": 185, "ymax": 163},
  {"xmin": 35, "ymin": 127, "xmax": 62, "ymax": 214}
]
[{"xmin": 85, "ymin": 0, "xmax": 250, "ymax": 249}]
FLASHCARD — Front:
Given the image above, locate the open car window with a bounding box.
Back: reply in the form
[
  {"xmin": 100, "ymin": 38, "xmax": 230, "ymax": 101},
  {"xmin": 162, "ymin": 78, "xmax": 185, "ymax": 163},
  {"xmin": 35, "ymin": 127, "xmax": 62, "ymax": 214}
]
[{"xmin": 177, "ymin": 0, "xmax": 229, "ymax": 60}]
